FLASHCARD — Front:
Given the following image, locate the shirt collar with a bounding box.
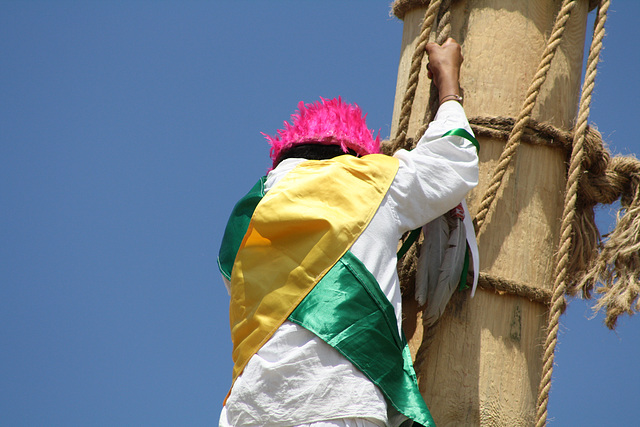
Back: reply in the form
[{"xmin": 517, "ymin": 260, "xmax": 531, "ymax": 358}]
[{"xmin": 265, "ymin": 158, "xmax": 307, "ymax": 192}]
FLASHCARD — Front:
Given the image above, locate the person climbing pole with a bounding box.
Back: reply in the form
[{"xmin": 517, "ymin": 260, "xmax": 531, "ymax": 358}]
[{"xmin": 217, "ymin": 38, "xmax": 479, "ymax": 427}]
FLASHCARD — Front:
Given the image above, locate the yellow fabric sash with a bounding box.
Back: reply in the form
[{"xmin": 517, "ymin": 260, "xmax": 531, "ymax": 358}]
[{"xmin": 228, "ymin": 154, "xmax": 399, "ymax": 389}]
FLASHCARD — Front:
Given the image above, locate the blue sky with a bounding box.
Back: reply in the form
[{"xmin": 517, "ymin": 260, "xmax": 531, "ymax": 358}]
[{"xmin": 1, "ymin": 1, "xmax": 638, "ymax": 426}]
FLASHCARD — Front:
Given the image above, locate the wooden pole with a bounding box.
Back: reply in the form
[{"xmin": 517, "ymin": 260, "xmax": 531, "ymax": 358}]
[{"xmin": 390, "ymin": 1, "xmax": 590, "ymax": 424}]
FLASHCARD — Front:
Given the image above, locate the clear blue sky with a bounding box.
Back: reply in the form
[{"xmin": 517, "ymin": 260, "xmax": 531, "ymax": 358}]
[{"xmin": 1, "ymin": 1, "xmax": 638, "ymax": 426}]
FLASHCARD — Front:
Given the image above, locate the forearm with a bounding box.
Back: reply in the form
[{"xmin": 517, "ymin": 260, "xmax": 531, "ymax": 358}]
[
  {"xmin": 426, "ymin": 38, "xmax": 463, "ymax": 101},
  {"xmin": 436, "ymin": 76, "xmax": 461, "ymax": 101},
  {"xmin": 387, "ymin": 37, "xmax": 478, "ymax": 230}
]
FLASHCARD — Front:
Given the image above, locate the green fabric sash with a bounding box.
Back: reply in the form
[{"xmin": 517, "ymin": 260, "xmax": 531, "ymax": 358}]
[
  {"xmin": 226, "ymin": 155, "xmax": 399, "ymax": 385},
  {"xmin": 289, "ymin": 250, "xmax": 434, "ymax": 427},
  {"xmin": 217, "ymin": 176, "xmax": 266, "ymax": 281}
]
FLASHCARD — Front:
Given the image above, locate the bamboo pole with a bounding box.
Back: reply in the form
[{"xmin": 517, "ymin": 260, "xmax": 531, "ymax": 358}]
[{"xmin": 390, "ymin": 1, "xmax": 590, "ymax": 424}]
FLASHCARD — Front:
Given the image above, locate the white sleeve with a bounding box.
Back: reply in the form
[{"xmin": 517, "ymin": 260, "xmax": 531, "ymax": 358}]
[{"xmin": 390, "ymin": 100, "xmax": 479, "ymax": 232}]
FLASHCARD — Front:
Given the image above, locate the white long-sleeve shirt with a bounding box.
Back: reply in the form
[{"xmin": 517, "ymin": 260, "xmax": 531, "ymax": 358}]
[{"xmin": 220, "ymin": 101, "xmax": 479, "ymax": 427}]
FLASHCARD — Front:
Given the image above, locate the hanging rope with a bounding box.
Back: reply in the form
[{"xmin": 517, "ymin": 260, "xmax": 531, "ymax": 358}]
[
  {"xmin": 388, "ymin": 0, "xmax": 454, "ymax": 153},
  {"xmin": 390, "ymin": 0, "xmax": 443, "ymax": 152},
  {"xmin": 535, "ymin": 1, "xmax": 610, "ymax": 424},
  {"xmin": 387, "ymin": 0, "xmax": 454, "ymax": 295},
  {"xmin": 474, "ymin": 0, "xmax": 578, "ymax": 232},
  {"xmin": 420, "ymin": 0, "xmax": 453, "ymax": 136}
]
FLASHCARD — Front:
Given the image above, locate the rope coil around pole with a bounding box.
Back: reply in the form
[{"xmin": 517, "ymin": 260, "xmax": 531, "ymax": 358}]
[
  {"xmin": 477, "ymin": 273, "xmax": 553, "ymax": 305},
  {"xmin": 578, "ymin": 154, "xmax": 640, "ymax": 328}
]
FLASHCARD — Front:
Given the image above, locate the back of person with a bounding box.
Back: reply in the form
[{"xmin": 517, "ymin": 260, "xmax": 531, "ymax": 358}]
[{"xmin": 218, "ymin": 39, "xmax": 479, "ymax": 427}]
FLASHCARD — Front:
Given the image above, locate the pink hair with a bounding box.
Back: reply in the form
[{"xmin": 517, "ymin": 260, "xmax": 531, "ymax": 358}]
[{"xmin": 263, "ymin": 97, "xmax": 381, "ymax": 168}]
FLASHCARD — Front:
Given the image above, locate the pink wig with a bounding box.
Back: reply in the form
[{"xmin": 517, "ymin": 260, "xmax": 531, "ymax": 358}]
[{"xmin": 264, "ymin": 97, "xmax": 381, "ymax": 167}]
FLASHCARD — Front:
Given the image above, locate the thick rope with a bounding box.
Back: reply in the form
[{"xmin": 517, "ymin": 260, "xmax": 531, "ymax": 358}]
[
  {"xmin": 418, "ymin": 0, "xmax": 453, "ymax": 138},
  {"xmin": 391, "ymin": 0, "xmax": 453, "ymax": 293},
  {"xmin": 535, "ymin": 1, "xmax": 610, "ymax": 425},
  {"xmin": 392, "ymin": 0, "xmax": 431, "ymax": 20},
  {"xmin": 471, "ymin": 116, "xmax": 579, "ymax": 149},
  {"xmin": 477, "ymin": 273, "xmax": 553, "ymax": 305},
  {"xmin": 434, "ymin": 0, "xmax": 452, "ymax": 45},
  {"xmin": 473, "ymin": 0, "xmax": 578, "ymax": 232},
  {"xmin": 392, "ymin": 0, "xmax": 442, "ymax": 151},
  {"xmin": 578, "ymin": 155, "xmax": 640, "ymax": 328}
]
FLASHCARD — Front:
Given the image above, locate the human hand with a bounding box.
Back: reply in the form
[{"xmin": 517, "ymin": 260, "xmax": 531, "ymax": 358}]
[{"xmin": 426, "ymin": 38, "xmax": 463, "ymax": 102}]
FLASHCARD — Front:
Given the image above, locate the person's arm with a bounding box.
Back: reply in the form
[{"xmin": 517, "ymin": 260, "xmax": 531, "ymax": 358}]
[
  {"xmin": 421, "ymin": 37, "xmax": 472, "ymax": 138},
  {"xmin": 426, "ymin": 37, "xmax": 463, "ymax": 104},
  {"xmin": 391, "ymin": 38, "xmax": 479, "ymax": 232}
]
